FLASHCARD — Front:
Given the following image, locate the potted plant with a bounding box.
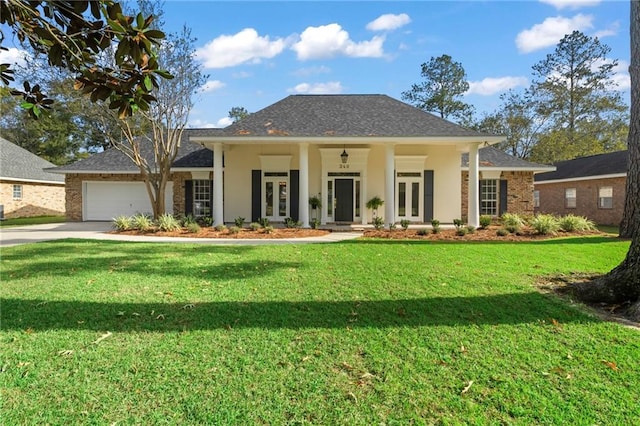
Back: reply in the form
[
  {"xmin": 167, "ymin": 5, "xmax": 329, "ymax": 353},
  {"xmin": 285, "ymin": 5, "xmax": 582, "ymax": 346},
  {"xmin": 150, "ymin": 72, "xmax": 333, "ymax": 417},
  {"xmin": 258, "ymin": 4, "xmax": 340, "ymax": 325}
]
[
  {"xmin": 366, "ymin": 196, "xmax": 384, "ymax": 220},
  {"xmin": 309, "ymin": 194, "xmax": 322, "ymax": 221}
]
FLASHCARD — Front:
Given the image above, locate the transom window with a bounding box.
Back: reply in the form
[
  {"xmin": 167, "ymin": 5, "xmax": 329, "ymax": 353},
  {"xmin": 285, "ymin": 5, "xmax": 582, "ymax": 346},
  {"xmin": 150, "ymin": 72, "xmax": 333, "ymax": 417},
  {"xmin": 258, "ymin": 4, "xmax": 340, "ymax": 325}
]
[
  {"xmin": 598, "ymin": 186, "xmax": 613, "ymax": 209},
  {"xmin": 565, "ymin": 188, "xmax": 576, "ymax": 208},
  {"xmin": 12, "ymin": 184, "xmax": 22, "ymax": 200},
  {"xmin": 193, "ymin": 180, "xmax": 211, "ymax": 217},
  {"xmin": 480, "ymin": 179, "xmax": 498, "ymax": 216}
]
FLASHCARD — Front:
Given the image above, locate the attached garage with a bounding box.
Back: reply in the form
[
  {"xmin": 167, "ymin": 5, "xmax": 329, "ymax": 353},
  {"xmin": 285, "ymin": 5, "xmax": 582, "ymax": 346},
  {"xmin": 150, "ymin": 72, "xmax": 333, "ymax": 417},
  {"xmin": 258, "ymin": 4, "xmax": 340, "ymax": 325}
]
[{"xmin": 82, "ymin": 181, "xmax": 173, "ymax": 221}]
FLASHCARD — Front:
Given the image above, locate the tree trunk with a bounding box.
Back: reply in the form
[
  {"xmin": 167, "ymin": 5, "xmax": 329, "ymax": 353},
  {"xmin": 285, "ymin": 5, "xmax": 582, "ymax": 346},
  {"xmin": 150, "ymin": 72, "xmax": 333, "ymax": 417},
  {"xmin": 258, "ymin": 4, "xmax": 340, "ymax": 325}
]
[{"xmin": 574, "ymin": 0, "xmax": 640, "ymax": 320}]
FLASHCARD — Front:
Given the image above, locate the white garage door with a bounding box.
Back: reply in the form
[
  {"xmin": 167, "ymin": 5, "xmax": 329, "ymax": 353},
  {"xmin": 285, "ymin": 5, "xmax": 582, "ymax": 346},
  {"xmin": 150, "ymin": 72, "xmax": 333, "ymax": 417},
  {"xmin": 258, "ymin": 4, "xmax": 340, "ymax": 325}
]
[{"xmin": 83, "ymin": 181, "xmax": 174, "ymax": 221}]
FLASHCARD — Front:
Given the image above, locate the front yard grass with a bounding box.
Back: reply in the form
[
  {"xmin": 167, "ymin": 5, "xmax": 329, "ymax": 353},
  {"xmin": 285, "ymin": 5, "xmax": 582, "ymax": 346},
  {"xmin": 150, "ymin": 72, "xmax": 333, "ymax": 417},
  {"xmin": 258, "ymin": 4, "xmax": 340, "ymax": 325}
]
[
  {"xmin": 0, "ymin": 215, "xmax": 66, "ymax": 228},
  {"xmin": 1, "ymin": 236, "xmax": 638, "ymax": 424}
]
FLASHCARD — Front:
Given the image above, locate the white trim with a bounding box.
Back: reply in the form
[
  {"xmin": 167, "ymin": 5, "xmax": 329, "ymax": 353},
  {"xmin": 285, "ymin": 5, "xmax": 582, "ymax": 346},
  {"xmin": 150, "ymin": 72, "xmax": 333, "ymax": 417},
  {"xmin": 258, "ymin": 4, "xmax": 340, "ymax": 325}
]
[
  {"xmin": 461, "ymin": 166, "xmax": 556, "ymax": 173},
  {"xmin": 50, "ymin": 168, "xmax": 213, "ymax": 175},
  {"xmin": 194, "ymin": 135, "xmax": 504, "ymax": 147},
  {"xmin": 0, "ymin": 176, "xmax": 64, "ymax": 185},
  {"xmin": 534, "ymin": 173, "xmax": 627, "ymax": 185}
]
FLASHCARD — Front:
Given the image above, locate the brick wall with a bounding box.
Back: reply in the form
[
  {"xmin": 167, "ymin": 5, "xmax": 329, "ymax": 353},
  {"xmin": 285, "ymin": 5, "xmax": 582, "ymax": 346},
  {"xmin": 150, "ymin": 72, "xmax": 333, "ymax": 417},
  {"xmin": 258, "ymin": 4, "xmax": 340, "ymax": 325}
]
[
  {"xmin": 534, "ymin": 176, "xmax": 626, "ymax": 226},
  {"xmin": 0, "ymin": 180, "xmax": 65, "ymax": 218},
  {"xmin": 65, "ymin": 173, "xmax": 191, "ymax": 221},
  {"xmin": 461, "ymin": 171, "xmax": 535, "ymax": 221}
]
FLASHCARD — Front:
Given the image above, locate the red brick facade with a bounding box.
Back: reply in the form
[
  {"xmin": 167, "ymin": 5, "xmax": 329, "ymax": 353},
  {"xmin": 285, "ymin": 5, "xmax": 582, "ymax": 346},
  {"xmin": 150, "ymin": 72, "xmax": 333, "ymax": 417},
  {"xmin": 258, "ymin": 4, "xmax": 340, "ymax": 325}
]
[
  {"xmin": 461, "ymin": 171, "xmax": 535, "ymax": 221},
  {"xmin": 534, "ymin": 176, "xmax": 626, "ymax": 226}
]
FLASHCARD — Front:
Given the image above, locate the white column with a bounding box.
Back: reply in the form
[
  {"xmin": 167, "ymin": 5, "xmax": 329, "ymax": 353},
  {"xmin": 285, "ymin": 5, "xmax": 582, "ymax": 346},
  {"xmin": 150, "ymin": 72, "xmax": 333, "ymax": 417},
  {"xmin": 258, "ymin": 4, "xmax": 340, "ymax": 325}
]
[
  {"xmin": 468, "ymin": 142, "xmax": 480, "ymax": 228},
  {"xmin": 384, "ymin": 143, "xmax": 395, "ymax": 227},
  {"xmin": 212, "ymin": 142, "xmax": 224, "ymax": 226},
  {"xmin": 299, "ymin": 143, "xmax": 310, "ymax": 228}
]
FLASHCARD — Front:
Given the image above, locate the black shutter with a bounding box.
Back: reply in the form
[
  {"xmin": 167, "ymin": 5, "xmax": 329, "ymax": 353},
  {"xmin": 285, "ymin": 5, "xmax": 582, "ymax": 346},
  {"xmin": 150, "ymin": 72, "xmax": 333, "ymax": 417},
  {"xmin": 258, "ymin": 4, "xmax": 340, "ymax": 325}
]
[
  {"xmin": 499, "ymin": 179, "xmax": 508, "ymax": 215},
  {"xmin": 424, "ymin": 170, "xmax": 434, "ymax": 222},
  {"xmin": 251, "ymin": 170, "xmax": 261, "ymax": 222},
  {"xmin": 290, "ymin": 170, "xmax": 299, "ymax": 221},
  {"xmin": 185, "ymin": 180, "xmax": 193, "ymax": 216}
]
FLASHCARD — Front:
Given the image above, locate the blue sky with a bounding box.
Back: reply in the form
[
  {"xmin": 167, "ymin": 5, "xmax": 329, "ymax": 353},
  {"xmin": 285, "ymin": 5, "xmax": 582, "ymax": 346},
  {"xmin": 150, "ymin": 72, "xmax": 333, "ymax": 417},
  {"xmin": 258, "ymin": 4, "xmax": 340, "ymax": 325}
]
[{"xmin": 1, "ymin": 0, "xmax": 631, "ymax": 128}]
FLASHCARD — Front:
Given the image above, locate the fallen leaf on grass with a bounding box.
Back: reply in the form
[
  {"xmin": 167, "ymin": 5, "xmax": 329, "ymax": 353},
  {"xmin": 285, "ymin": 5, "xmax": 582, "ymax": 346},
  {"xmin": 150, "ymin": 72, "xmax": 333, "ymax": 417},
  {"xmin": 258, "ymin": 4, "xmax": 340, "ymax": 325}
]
[
  {"xmin": 92, "ymin": 332, "xmax": 112, "ymax": 345},
  {"xmin": 601, "ymin": 360, "xmax": 618, "ymax": 371},
  {"xmin": 58, "ymin": 350, "xmax": 74, "ymax": 357},
  {"xmin": 461, "ymin": 380, "xmax": 474, "ymax": 394},
  {"xmin": 347, "ymin": 391, "xmax": 358, "ymax": 404},
  {"xmin": 182, "ymin": 304, "xmax": 195, "ymax": 310}
]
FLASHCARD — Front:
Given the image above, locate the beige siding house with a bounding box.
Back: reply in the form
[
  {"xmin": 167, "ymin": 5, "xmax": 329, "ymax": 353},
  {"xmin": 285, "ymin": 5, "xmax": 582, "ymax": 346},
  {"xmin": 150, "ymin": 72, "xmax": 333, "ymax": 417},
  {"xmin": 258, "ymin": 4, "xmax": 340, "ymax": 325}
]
[{"xmin": 0, "ymin": 137, "xmax": 65, "ymax": 219}]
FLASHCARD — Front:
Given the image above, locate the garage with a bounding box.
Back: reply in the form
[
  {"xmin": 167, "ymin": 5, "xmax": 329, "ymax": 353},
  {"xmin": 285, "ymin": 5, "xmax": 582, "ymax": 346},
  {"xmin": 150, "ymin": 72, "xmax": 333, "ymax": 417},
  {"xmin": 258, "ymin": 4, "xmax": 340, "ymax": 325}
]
[{"xmin": 83, "ymin": 181, "xmax": 173, "ymax": 221}]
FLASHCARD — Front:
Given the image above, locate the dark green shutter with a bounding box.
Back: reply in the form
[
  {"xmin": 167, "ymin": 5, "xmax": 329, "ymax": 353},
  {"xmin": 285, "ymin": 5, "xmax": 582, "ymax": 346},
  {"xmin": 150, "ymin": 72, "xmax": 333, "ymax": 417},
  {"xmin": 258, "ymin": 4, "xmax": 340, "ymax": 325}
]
[
  {"xmin": 251, "ymin": 170, "xmax": 261, "ymax": 222},
  {"xmin": 185, "ymin": 180, "xmax": 193, "ymax": 216},
  {"xmin": 424, "ymin": 170, "xmax": 434, "ymax": 222},
  {"xmin": 499, "ymin": 179, "xmax": 508, "ymax": 215},
  {"xmin": 290, "ymin": 170, "xmax": 299, "ymax": 221}
]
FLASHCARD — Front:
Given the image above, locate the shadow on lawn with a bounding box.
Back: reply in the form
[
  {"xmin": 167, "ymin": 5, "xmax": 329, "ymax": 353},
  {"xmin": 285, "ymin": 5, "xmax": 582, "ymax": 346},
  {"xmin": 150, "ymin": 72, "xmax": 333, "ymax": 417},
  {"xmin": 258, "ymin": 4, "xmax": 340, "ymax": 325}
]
[
  {"xmin": 346, "ymin": 236, "xmax": 625, "ymax": 246},
  {"xmin": 2, "ymin": 292, "xmax": 596, "ymax": 332}
]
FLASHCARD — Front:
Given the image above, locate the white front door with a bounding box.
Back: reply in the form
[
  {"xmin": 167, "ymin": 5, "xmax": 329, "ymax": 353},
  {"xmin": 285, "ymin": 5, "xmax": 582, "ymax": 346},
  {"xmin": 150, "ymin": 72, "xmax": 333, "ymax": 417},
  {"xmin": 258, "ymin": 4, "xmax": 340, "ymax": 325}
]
[
  {"xmin": 263, "ymin": 176, "xmax": 289, "ymax": 221},
  {"xmin": 396, "ymin": 174, "xmax": 422, "ymax": 222}
]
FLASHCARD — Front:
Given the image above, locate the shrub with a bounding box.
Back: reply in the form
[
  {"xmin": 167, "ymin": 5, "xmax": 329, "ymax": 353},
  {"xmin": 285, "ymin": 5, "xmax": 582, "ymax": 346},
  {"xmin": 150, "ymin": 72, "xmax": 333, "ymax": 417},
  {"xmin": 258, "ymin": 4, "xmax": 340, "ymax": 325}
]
[
  {"xmin": 131, "ymin": 214, "xmax": 153, "ymax": 231},
  {"xmin": 157, "ymin": 214, "xmax": 181, "ymax": 232},
  {"xmin": 309, "ymin": 195, "xmax": 322, "ymax": 210},
  {"xmin": 400, "ymin": 219, "xmax": 410, "ymax": 230},
  {"xmin": 466, "ymin": 225, "xmax": 476, "ymax": 234},
  {"xmin": 198, "ymin": 216, "xmax": 213, "ymax": 227},
  {"xmin": 372, "ymin": 216, "xmax": 384, "ymax": 230},
  {"xmin": 417, "ymin": 228, "xmax": 428, "ymax": 236},
  {"xmin": 181, "ymin": 214, "xmax": 197, "ymax": 227},
  {"xmin": 284, "ymin": 217, "xmax": 301, "ymax": 228},
  {"xmin": 215, "ymin": 224, "xmax": 227, "ymax": 232},
  {"xmin": 249, "ymin": 222, "xmax": 261, "ymax": 231},
  {"xmin": 186, "ymin": 223, "xmax": 201, "ymax": 233},
  {"xmin": 388, "ymin": 223, "xmax": 397, "ymax": 230},
  {"xmin": 453, "ymin": 218, "xmax": 464, "ymax": 230},
  {"xmin": 530, "ymin": 214, "xmax": 560, "ymax": 235},
  {"xmin": 479, "ymin": 215, "xmax": 492, "ymax": 229},
  {"xmin": 234, "ymin": 216, "xmax": 245, "ymax": 227},
  {"xmin": 432, "ymin": 226, "xmax": 441, "ymax": 234},
  {"xmin": 456, "ymin": 227, "xmax": 468, "ymax": 236},
  {"xmin": 310, "ymin": 218, "xmax": 320, "ymax": 229},
  {"xmin": 229, "ymin": 226, "xmax": 241, "ymax": 234},
  {"xmin": 558, "ymin": 214, "xmax": 596, "ymax": 232},
  {"xmin": 431, "ymin": 219, "xmax": 440, "ymax": 228},
  {"xmin": 496, "ymin": 228, "xmax": 509, "ymax": 237},
  {"xmin": 112, "ymin": 215, "xmax": 132, "ymax": 231},
  {"xmin": 501, "ymin": 213, "xmax": 524, "ymax": 234},
  {"xmin": 263, "ymin": 225, "xmax": 274, "ymax": 234},
  {"xmin": 257, "ymin": 217, "xmax": 269, "ymax": 228}
]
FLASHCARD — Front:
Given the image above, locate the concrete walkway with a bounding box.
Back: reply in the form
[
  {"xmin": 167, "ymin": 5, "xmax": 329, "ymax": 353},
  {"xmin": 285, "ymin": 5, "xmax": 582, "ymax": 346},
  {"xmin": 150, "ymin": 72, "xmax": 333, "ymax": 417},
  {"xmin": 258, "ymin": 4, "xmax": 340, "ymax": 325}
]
[{"xmin": 0, "ymin": 222, "xmax": 363, "ymax": 248}]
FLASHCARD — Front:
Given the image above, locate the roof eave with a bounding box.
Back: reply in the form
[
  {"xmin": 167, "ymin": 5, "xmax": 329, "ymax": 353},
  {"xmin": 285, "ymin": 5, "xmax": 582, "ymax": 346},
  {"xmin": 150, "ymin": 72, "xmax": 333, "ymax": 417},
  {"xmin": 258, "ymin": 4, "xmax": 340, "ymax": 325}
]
[
  {"xmin": 534, "ymin": 172, "xmax": 626, "ymax": 184},
  {"xmin": 191, "ymin": 135, "xmax": 504, "ymax": 146}
]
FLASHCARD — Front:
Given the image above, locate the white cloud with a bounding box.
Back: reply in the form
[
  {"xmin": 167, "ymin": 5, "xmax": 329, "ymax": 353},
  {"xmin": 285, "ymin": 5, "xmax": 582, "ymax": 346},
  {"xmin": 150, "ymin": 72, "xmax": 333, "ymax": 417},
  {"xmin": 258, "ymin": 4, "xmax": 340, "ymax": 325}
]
[
  {"xmin": 199, "ymin": 80, "xmax": 225, "ymax": 93},
  {"xmin": 188, "ymin": 119, "xmax": 217, "ymax": 129},
  {"xmin": 215, "ymin": 117, "xmax": 234, "ymax": 128},
  {"xmin": 0, "ymin": 47, "xmax": 29, "ymax": 67},
  {"xmin": 515, "ymin": 14, "xmax": 593, "ymax": 53},
  {"xmin": 292, "ymin": 65, "xmax": 331, "ymax": 77},
  {"xmin": 467, "ymin": 76, "xmax": 529, "ymax": 96},
  {"xmin": 232, "ymin": 71, "xmax": 252, "ymax": 78},
  {"xmin": 292, "ymin": 24, "xmax": 385, "ymax": 60},
  {"xmin": 594, "ymin": 21, "xmax": 620, "ymax": 38},
  {"xmin": 366, "ymin": 13, "xmax": 411, "ymax": 31},
  {"xmin": 195, "ymin": 28, "xmax": 286, "ymax": 68},
  {"xmin": 539, "ymin": 0, "xmax": 600, "ymax": 9},
  {"xmin": 287, "ymin": 81, "xmax": 344, "ymax": 94},
  {"xmin": 610, "ymin": 60, "xmax": 631, "ymax": 91}
]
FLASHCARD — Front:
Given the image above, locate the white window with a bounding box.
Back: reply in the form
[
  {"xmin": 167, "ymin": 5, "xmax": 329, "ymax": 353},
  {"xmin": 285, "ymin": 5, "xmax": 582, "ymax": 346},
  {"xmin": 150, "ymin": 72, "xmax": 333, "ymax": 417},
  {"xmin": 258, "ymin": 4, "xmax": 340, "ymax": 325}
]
[
  {"xmin": 12, "ymin": 184, "xmax": 22, "ymax": 200},
  {"xmin": 598, "ymin": 186, "xmax": 613, "ymax": 209},
  {"xmin": 480, "ymin": 179, "xmax": 498, "ymax": 216},
  {"xmin": 396, "ymin": 172, "xmax": 422, "ymax": 220},
  {"xmin": 533, "ymin": 190, "xmax": 540, "ymax": 208},
  {"xmin": 565, "ymin": 188, "xmax": 576, "ymax": 208},
  {"xmin": 193, "ymin": 180, "xmax": 211, "ymax": 217}
]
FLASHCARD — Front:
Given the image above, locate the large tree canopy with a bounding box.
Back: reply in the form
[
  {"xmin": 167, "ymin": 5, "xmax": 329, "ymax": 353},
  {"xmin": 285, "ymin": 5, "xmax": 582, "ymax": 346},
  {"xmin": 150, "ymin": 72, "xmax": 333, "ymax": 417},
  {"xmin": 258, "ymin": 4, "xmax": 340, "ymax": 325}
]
[
  {"xmin": 401, "ymin": 54, "xmax": 474, "ymax": 123},
  {"xmin": 0, "ymin": 0, "xmax": 172, "ymax": 118}
]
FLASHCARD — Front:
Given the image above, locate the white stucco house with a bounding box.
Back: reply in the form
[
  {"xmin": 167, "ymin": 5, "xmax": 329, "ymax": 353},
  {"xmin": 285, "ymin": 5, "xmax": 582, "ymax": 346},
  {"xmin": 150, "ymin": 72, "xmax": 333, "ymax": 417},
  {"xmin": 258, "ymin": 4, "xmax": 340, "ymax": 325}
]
[{"xmin": 52, "ymin": 94, "xmax": 508, "ymax": 227}]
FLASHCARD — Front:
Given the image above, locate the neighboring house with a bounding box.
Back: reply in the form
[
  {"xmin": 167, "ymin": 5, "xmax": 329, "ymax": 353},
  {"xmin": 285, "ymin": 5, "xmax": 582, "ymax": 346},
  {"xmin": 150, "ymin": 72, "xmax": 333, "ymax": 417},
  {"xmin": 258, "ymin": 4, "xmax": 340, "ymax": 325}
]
[
  {"xmin": 52, "ymin": 94, "xmax": 510, "ymax": 226},
  {"xmin": 0, "ymin": 137, "xmax": 66, "ymax": 219},
  {"xmin": 461, "ymin": 147, "xmax": 555, "ymax": 220},
  {"xmin": 534, "ymin": 150, "xmax": 627, "ymax": 226}
]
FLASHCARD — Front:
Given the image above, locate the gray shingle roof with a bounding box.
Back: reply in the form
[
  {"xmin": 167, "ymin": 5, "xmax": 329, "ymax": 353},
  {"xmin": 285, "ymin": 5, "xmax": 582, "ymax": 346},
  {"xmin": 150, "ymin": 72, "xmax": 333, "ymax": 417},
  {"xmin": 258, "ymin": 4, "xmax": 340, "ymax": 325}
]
[
  {"xmin": 461, "ymin": 146, "xmax": 555, "ymax": 171},
  {"xmin": 0, "ymin": 137, "xmax": 64, "ymax": 183},
  {"xmin": 50, "ymin": 130, "xmax": 214, "ymax": 173},
  {"xmin": 535, "ymin": 150, "xmax": 628, "ymax": 182},
  {"xmin": 196, "ymin": 95, "xmax": 499, "ymax": 138}
]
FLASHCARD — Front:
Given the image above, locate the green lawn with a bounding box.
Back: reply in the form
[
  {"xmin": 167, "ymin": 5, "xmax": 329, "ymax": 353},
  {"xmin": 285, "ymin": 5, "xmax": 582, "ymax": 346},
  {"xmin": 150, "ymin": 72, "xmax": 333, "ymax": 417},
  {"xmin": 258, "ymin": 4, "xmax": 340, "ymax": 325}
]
[
  {"xmin": 0, "ymin": 215, "xmax": 66, "ymax": 227},
  {"xmin": 1, "ymin": 237, "xmax": 638, "ymax": 424}
]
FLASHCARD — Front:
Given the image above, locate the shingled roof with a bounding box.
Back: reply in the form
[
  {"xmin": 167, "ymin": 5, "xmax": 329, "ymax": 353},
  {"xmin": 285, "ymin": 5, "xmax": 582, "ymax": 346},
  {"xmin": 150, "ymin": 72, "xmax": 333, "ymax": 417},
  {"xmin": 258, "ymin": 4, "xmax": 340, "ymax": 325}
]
[
  {"xmin": 49, "ymin": 130, "xmax": 216, "ymax": 173},
  {"xmin": 0, "ymin": 137, "xmax": 64, "ymax": 183},
  {"xmin": 194, "ymin": 95, "xmax": 499, "ymax": 138},
  {"xmin": 461, "ymin": 146, "xmax": 555, "ymax": 171},
  {"xmin": 535, "ymin": 150, "xmax": 628, "ymax": 182}
]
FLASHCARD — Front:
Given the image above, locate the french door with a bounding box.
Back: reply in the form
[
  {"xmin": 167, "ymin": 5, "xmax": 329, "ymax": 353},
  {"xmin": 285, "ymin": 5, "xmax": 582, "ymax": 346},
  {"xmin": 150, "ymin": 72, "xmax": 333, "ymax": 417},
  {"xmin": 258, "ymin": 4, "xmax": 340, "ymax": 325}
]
[
  {"xmin": 264, "ymin": 176, "xmax": 288, "ymax": 221},
  {"xmin": 396, "ymin": 173, "xmax": 422, "ymax": 221}
]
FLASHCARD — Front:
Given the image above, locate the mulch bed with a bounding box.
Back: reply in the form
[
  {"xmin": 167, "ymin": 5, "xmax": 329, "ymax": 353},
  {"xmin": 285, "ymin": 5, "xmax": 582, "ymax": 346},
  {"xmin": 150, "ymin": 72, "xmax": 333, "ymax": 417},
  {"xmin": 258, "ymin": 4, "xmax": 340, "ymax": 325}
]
[
  {"xmin": 112, "ymin": 227, "xmax": 330, "ymax": 239},
  {"xmin": 362, "ymin": 226, "xmax": 605, "ymax": 241}
]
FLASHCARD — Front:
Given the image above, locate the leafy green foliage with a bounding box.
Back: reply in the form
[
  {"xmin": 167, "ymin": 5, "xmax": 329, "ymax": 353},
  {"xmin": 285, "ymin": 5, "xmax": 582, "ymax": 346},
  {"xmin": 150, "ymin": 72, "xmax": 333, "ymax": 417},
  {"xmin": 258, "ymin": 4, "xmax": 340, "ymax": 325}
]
[
  {"xmin": 229, "ymin": 226, "xmax": 241, "ymax": 234},
  {"xmin": 558, "ymin": 214, "xmax": 596, "ymax": 232},
  {"xmin": 530, "ymin": 214, "xmax": 560, "ymax": 235},
  {"xmin": 250, "ymin": 222, "xmax": 261, "ymax": 231},
  {"xmin": 372, "ymin": 216, "xmax": 384, "ymax": 230},
  {"xmin": 257, "ymin": 218, "xmax": 270, "ymax": 228},
  {"xmin": 234, "ymin": 217, "xmax": 245, "ymax": 227},
  {"xmin": 400, "ymin": 219, "xmax": 410, "ymax": 230},
  {"xmin": 157, "ymin": 214, "xmax": 180, "ymax": 232},
  {"xmin": 131, "ymin": 213, "xmax": 153, "ymax": 231},
  {"xmin": 185, "ymin": 222, "xmax": 200, "ymax": 233},
  {"xmin": 112, "ymin": 215, "xmax": 132, "ymax": 231},
  {"xmin": 215, "ymin": 224, "xmax": 227, "ymax": 232},
  {"xmin": 284, "ymin": 217, "xmax": 301, "ymax": 228},
  {"xmin": 479, "ymin": 215, "xmax": 492, "ymax": 229},
  {"xmin": 501, "ymin": 213, "xmax": 524, "ymax": 234},
  {"xmin": 366, "ymin": 196, "xmax": 384, "ymax": 212},
  {"xmin": 496, "ymin": 228, "xmax": 509, "ymax": 236},
  {"xmin": 228, "ymin": 106, "xmax": 249, "ymax": 122}
]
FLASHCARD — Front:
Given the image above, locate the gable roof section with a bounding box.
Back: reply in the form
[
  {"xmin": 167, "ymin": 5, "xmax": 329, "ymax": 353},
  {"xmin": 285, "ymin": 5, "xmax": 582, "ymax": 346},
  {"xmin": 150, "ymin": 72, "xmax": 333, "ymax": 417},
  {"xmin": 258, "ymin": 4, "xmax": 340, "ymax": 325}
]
[
  {"xmin": 49, "ymin": 130, "xmax": 215, "ymax": 174},
  {"xmin": 461, "ymin": 146, "xmax": 555, "ymax": 172},
  {"xmin": 534, "ymin": 150, "xmax": 628, "ymax": 182},
  {"xmin": 0, "ymin": 137, "xmax": 64, "ymax": 183},
  {"xmin": 195, "ymin": 95, "xmax": 499, "ymax": 139}
]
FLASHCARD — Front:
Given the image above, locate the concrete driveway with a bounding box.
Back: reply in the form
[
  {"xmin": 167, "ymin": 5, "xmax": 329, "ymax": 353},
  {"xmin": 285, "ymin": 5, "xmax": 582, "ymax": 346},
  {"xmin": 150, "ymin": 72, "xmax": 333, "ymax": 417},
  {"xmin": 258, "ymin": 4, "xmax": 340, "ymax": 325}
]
[{"xmin": 0, "ymin": 222, "xmax": 361, "ymax": 247}]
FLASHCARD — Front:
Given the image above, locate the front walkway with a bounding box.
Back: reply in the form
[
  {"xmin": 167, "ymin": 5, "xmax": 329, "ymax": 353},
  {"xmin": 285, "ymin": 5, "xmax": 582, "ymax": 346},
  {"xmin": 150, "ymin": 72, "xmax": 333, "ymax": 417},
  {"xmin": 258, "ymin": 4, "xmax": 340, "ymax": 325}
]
[{"xmin": 0, "ymin": 222, "xmax": 362, "ymax": 248}]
